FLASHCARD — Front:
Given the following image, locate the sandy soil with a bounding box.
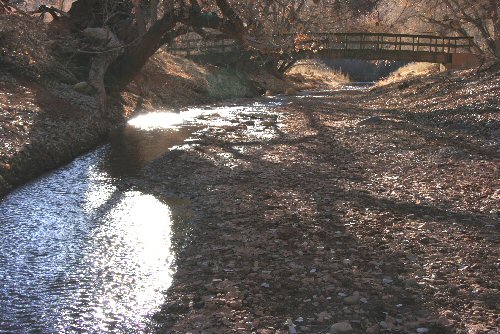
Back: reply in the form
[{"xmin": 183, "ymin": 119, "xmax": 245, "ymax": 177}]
[{"xmin": 139, "ymin": 68, "xmax": 499, "ymax": 334}]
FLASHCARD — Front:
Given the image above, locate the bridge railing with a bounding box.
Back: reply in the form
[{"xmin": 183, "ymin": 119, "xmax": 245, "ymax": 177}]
[
  {"xmin": 166, "ymin": 32, "xmax": 474, "ymax": 58},
  {"xmin": 281, "ymin": 32, "xmax": 474, "ymax": 54},
  {"xmin": 166, "ymin": 38, "xmax": 239, "ymax": 56}
]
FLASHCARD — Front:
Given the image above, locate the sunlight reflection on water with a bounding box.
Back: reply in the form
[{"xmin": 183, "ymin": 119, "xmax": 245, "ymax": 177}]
[
  {"xmin": 0, "ymin": 148, "xmax": 174, "ymax": 333},
  {"xmin": 0, "ymin": 98, "xmax": 283, "ymax": 333}
]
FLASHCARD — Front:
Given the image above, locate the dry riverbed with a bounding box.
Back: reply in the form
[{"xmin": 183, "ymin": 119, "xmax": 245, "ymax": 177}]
[{"xmin": 140, "ymin": 68, "xmax": 499, "ymax": 334}]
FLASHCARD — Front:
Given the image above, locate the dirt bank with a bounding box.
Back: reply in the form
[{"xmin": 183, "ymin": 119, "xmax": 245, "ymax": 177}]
[
  {"xmin": 137, "ymin": 68, "xmax": 499, "ymax": 333},
  {"xmin": 0, "ymin": 43, "xmax": 310, "ymax": 198},
  {"xmin": 0, "ymin": 73, "xmax": 115, "ymax": 197}
]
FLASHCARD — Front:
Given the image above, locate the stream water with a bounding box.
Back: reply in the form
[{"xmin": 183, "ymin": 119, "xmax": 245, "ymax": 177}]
[
  {"xmin": 0, "ymin": 83, "xmax": 374, "ymax": 333},
  {"xmin": 0, "ymin": 98, "xmax": 284, "ymax": 333}
]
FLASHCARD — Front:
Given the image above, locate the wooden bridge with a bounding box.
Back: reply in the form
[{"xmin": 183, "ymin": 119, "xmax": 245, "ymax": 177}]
[{"xmin": 167, "ymin": 32, "xmax": 478, "ymax": 69}]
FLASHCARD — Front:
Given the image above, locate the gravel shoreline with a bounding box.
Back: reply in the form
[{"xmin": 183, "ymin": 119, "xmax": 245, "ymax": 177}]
[{"xmin": 138, "ymin": 70, "xmax": 499, "ymax": 333}]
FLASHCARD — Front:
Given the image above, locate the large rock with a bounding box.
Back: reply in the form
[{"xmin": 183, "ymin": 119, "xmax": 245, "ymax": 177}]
[{"xmin": 330, "ymin": 321, "xmax": 353, "ymax": 333}]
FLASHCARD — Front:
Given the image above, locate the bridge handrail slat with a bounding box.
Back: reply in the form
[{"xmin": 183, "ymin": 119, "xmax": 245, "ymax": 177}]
[{"xmin": 287, "ymin": 32, "xmax": 473, "ymax": 41}]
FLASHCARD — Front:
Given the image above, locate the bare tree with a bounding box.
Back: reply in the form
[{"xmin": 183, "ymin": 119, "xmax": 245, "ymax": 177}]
[{"xmin": 374, "ymin": 0, "xmax": 500, "ymax": 57}]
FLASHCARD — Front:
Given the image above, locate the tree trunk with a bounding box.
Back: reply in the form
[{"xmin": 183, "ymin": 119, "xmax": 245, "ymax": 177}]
[
  {"xmin": 83, "ymin": 28, "xmax": 123, "ymax": 111},
  {"xmin": 150, "ymin": 0, "xmax": 159, "ymax": 25},
  {"xmin": 66, "ymin": 0, "xmax": 99, "ymax": 28},
  {"xmin": 106, "ymin": 0, "xmax": 247, "ymax": 91},
  {"xmin": 106, "ymin": 13, "xmax": 178, "ymax": 91},
  {"xmin": 492, "ymin": 0, "xmax": 500, "ymax": 57},
  {"xmin": 278, "ymin": 59, "xmax": 297, "ymax": 74},
  {"xmin": 133, "ymin": 0, "xmax": 147, "ymax": 36}
]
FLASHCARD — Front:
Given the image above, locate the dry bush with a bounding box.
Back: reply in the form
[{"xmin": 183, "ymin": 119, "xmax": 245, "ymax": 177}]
[
  {"xmin": 376, "ymin": 62, "xmax": 440, "ymax": 86},
  {"xmin": 287, "ymin": 60, "xmax": 350, "ymax": 88}
]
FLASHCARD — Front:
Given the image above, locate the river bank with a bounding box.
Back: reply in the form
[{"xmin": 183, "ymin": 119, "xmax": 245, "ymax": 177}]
[
  {"xmin": 137, "ymin": 67, "xmax": 499, "ymax": 333},
  {"xmin": 1, "ymin": 46, "xmax": 325, "ymax": 198}
]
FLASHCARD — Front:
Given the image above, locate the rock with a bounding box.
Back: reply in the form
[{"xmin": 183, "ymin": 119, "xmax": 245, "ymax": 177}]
[
  {"xmin": 344, "ymin": 292, "xmax": 360, "ymax": 305},
  {"xmin": 260, "ymin": 282, "xmax": 270, "ymax": 288},
  {"xmin": 286, "ymin": 319, "xmax": 297, "ymax": 334},
  {"xmin": 73, "ymin": 81, "xmax": 92, "ymax": 94},
  {"xmin": 382, "ymin": 276, "xmax": 393, "ymax": 284},
  {"xmin": 285, "ymin": 88, "xmax": 298, "ymax": 95},
  {"xmin": 357, "ymin": 116, "xmax": 384, "ymax": 126},
  {"xmin": 261, "ymin": 120, "xmax": 275, "ymax": 127},
  {"xmin": 366, "ymin": 324, "xmax": 380, "ymax": 333},
  {"xmin": 405, "ymin": 278, "xmax": 418, "ymax": 287},
  {"xmin": 317, "ymin": 311, "xmax": 330, "ymax": 322},
  {"xmin": 47, "ymin": 40, "xmax": 58, "ymax": 50},
  {"xmin": 398, "ymin": 82, "xmax": 411, "ymax": 89},
  {"xmin": 416, "ymin": 328, "xmax": 429, "ymax": 333},
  {"xmin": 330, "ymin": 322, "xmax": 353, "ymax": 333},
  {"xmin": 265, "ymin": 89, "xmax": 276, "ymax": 96}
]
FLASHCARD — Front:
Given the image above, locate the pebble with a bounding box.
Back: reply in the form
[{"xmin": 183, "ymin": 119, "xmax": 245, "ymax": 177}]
[
  {"xmin": 416, "ymin": 328, "xmax": 429, "ymax": 333},
  {"xmin": 357, "ymin": 116, "xmax": 384, "ymax": 126},
  {"xmin": 344, "ymin": 292, "xmax": 360, "ymax": 305},
  {"xmin": 261, "ymin": 282, "xmax": 270, "ymax": 288},
  {"xmin": 382, "ymin": 277, "xmax": 393, "ymax": 284},
  {"xmin": 366, "ymin": 324, "xmax": 380, "ymax": 333},
  {"xmin": 330, "ymin": 321, "xmax": 353, "ymax": 333},
  {"xmin": 317, "ymin": 311, "xmax": 330, "ymax": 322}
]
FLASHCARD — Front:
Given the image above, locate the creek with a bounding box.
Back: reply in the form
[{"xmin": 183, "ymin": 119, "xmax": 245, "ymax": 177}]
[
  {"xmin": 0, "ymin": 98, "xmax": 284, "ymax": 333},
  {"xmin": 0, "ymin": 84, "xmax": 372, "ymax": 333}
]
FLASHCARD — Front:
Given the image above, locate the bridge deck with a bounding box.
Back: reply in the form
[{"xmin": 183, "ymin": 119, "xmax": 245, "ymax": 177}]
[{"xmin": 167, "ymin": 32, "xmax": 475, "ymax": 65}]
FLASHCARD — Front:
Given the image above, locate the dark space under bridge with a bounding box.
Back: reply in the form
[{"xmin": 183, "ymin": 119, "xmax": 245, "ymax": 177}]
[{"xmin": 167, "ymin": 32, "xmax": 479, "ymax": 69}]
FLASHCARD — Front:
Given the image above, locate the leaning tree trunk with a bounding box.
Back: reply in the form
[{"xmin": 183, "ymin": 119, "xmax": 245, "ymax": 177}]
[
  {"xmin": 88, "ymin": 0, "xmax": 248, "ymax": 92},
  {"xmin": 105, "ymin": 12, "xmax": 179, "ymax": 91},
  {"xmin": 83, "ymin": 28, "xmax": 123, "ymax": 112},
  {"xmin": 493, "ymin": 4, "xmax": 500, "ymax": 58},
  {"xmin": 106, "ymin": 0, "xmax": 245, "ymax": 91}
]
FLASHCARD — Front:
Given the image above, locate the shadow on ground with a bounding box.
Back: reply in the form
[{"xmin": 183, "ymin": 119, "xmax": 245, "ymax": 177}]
[{"xmin": 140, "ymin": 86, "xmax": 498, "ymax": 333}]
